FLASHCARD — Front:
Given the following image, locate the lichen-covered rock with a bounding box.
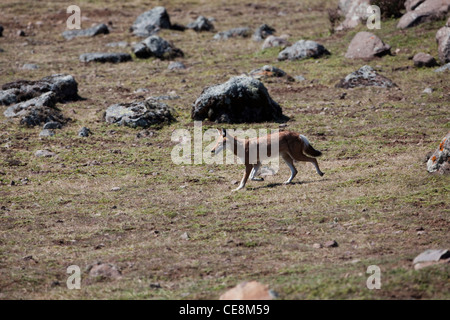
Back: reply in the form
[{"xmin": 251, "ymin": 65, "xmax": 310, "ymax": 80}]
[
  {"xmin": 261, "ymin": 35, "xmax": 290, "ymax": 50},
  {"xmin": 277, "ymin": 40, "xmax": 330, "ymax": 61},
  {"xmin": 427, "ymin": 132, "xmax": 450, "ymax": 174},
  {"xmin": 397, "ymin": 0, "xmax": 450, "ymax": 29},
  {"xmin": 79, "ymin": 52, "xmax": 132, "ymax": 63},
  {"xmin": 4, "ymin": 92, "xmax": 68, "ymax": 126},
  {"xmin": 186, "ymin": 16, "xmax": 214, "ymax": 32},
  {"xmin": 105, "ymin": 99, "xmax": 175, "ymax": 128},
  {"xmin": 336, "ymin": 65, "xmax": 396, "ymax": 88},
  {"xmin": 436, "ymin": 21, "xmax": 450, "ymax": 63},
  {"xmin": 345, "ymin": 31, "xmax": 391, "ymax": 59},
  {"xmin": 191, "ymin": 76, "xmax": 284, "ymax": 123},
  {"xmin": 130, "ymin": 6, "xmax": 171, "ymax": 37},
  {"xmin": 1, "ymin": 74, "xmax": 79, "ymax": 105},
  {"xmin": 413, "ymin": 52, "xmax": 438, "ymax": 67},
  {"xmin": 62, "ymin": 23, "xmax": 109, "ymax": 40},
  {"xmin": 133, "ymin": 35, "xmax": 184, "ymax": 60},
  {"xmin": 213, "ymin": 27, "xmax": 252, "ymax": 40},
  {"xmin": 253, "ymin": 24, "xmax": 275, "ymax": 42}
]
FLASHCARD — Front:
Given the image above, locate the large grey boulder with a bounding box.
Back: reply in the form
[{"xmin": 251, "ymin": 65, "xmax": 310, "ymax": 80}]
[
  {"xmin": 62, "ymin": 23, "xmax": 109, "ymax": 40},
  {"xmin": 130, "ymin": 6, "xmax": 172, "ymax": 37},
  {"xmin": 80, "ymin": 52, "xmax": 132, "ymax": 63},
  {"xmin": 191, "ymin": 76, "xmax": 284, "ymax": 123},
  {"xmin": 186, "ymin": 16, "xmax": 214, "ymax": 32},
  {"xmin": 133, "ymin": 35, "xmax": 183, "ymax": 60},
  {"xmin": 336, "ymin": 65, "xmax": 396, "ymax": 88},
  {"xmin": 1, "ymin": 74, "xmax": 79, "ymax": 105},
  {"xmin": 3, "ymin": 91, "xmax": 67, "ymax": 126},
  {"xmin": 397, "ymin": 0, "xmax": 450, "ymax": 29},
  {"xmin": 427, "ymin": 132, "xmax": 450, "ymax": 174},
  {"xmin": 436, "ymin": 19, "xmax": 450, "ymax": 63},
  {"xmin": 213, "ymin": 27, "xmax": 252, "ymax": 40},
  {"xmin": 105, "ymin": 99, "xmax": 175, "ymax": 128},
  {"xmin": 345, "ymin": 31, "xmax": 391, "ymax": 59},
  {"xmin": 277, "ymin": 40, "xmax": 330, "ymax": 61}
]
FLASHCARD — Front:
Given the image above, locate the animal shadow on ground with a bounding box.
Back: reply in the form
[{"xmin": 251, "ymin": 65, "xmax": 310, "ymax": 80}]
[{"xmin": 248, "ymin": 177, "xmax": 330, "ymax": 190}]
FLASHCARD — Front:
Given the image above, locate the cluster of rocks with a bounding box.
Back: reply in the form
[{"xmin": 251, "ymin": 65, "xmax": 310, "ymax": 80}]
[
  {"xmin": 398, "ymin": 0, "xmax": 450, "ymax": 29},
  {"xmin": 1, "ymin": 74, "xmax": 79, "ymax": 127},
  {"xmin": 248, "ymin": 65, "xmax": 294, "ymax": 82},
  {"xmin": 335, "ymin": 0, "xmax": 450, "ymax": 30}
]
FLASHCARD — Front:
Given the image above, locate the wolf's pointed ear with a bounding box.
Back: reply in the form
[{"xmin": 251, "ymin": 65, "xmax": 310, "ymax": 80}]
[{"xmin": 221, "ymin": 128, "xmax": 226, "ymax": 137}]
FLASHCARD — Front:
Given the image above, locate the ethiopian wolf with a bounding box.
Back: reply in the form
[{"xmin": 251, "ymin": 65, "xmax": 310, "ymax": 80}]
[{"xmin": 211, "ymin": 129, "xmax": 324, "ymax": 191}]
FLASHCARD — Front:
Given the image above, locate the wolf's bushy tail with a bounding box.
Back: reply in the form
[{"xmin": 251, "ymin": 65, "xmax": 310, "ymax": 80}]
[{"xmin": 300, "ymin": 134, "xmax": 322, "ymax": 157}]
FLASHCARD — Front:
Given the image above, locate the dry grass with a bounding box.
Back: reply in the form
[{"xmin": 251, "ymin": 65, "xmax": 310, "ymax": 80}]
[{"xmin": 0, "ymin": 0, "xmax": 449, "ymax": 299}]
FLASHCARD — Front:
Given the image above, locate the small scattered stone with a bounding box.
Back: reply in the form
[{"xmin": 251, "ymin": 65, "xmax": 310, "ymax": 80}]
[
  {"xmin": 111, "ymin": 187, "xmax": 121, "ymax": 191},
  {"xmin": 21, "ymin": 63, "xmax": 39, "ymax": 70},
  {"xmin": 324, "ymin": 240, "xmax": 338, "ymax": 248},
  {"xmin": 168, "ymin": 61, "xmax": 186, "ymax": 70},
  {"xmin": 43, "ymin": 121, "xmax": 62, "ymax": 129},
  {"xmin": 278, "ymin": 40, "xmax": 330, "ymax": 61},
  {"xmin": 261, "ymin": 35, "xmax": 290, "ymax": 50},
  {"xmin": 313, "ymin": 243, "xmax": 323, "ymax": 249},
  {"xmin": 423, "ymin": 87, "xmax": 433, "ymax": 94},
  {"xmin": 150, "ymin": 283, "xmax": 162, "ymax": 289},
  {"xmin": 413, "ymin": 52, "xmax": 437, "ymax": 67},
  {"xmin": 17, "ymin": 30, "xmax": 26, "ymax": 37},
  {"xmin": 133, "ymin": 35, "xmax": 184, "ymax": 60},
  {"xmin": 294, "ymin": 75, "xmax": 306, "ymax": 81},
  {"xmin": 427, "ymin": 132, "xmax": 450, "ymax": 174},
  {"xmin": 88, "ymin": 262, "xmax": 122, "ymax": 280},
  {"xmin": 253, "ymin": 24, "xmax": 275, "ymax": 42},
  {"xmin": 39, "ymin": 129, "xmax": 55, "ymax": 137},
  {"xmin": 62, "ymin": 23, "xmax": 109, "ymax": 40},
  {"xmin": 336, "ymin": 65, "xmax": 396, "ymax": 89},
  {"xmin": 35, "ymin": 149, "xmax": 56, "ymax": 158},
  {"xmin": 186, "ymin": 16, "xmax": 214, "ymax": 32},
  {"xmin": 80, "ymin": 52, "xmax": 132, "ymax": 63},
  {"xmin": 180, "ymin": 232, "xmax": 190, "ymax": 240},
  {"xmin": 213, "ymin": 27, "xmax": 251, "ymax": 40},
  {"xmin": 106, "ymin": 41, "xmax": 128, "ymax": 48},
  {"xmin": 435, "ymin": 62, "xmax": 450, "ymax": 72},
  {"xmin": 78, "ymin": 127, "xmax": 91, "ymax": 137}
]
